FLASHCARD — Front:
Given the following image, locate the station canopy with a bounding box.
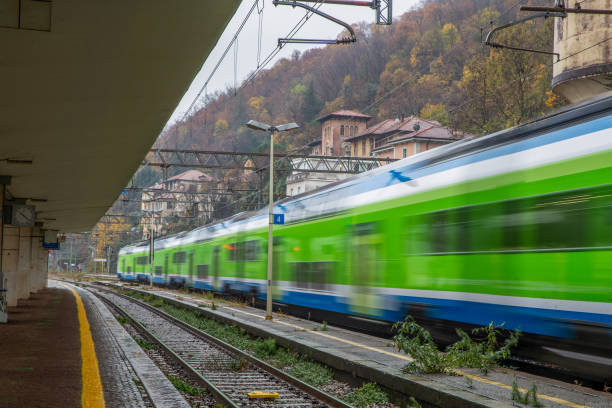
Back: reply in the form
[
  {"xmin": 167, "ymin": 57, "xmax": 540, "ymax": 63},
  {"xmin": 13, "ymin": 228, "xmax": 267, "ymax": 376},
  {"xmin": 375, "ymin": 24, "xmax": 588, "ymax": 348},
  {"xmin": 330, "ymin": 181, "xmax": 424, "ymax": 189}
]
[{"xmin": 0, "ymin": 0, "xmax": 240, "ymax": 232}]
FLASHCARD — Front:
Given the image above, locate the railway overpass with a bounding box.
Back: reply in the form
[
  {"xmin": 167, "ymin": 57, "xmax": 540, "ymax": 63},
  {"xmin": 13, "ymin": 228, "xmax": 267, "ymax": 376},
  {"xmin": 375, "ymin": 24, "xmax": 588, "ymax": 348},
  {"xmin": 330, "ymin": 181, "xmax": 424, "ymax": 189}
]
[{"xmin": 0, "ymin": 0, "xmax": 241, "ymax": 308}]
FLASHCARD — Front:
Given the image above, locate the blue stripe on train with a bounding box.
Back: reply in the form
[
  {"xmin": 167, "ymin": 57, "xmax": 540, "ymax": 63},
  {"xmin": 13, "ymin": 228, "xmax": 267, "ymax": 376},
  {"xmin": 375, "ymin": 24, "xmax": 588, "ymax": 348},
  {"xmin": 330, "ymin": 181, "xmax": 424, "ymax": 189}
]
[{"xmin": 278, "ymin": 289, "xmax": 611, "ymax": 338}]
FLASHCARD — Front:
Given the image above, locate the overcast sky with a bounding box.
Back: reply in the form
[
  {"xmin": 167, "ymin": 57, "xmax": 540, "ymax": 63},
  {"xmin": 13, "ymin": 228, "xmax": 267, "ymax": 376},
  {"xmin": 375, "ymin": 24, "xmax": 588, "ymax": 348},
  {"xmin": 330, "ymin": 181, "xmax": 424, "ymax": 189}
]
[{"xmin": 167, "ymin": 0, "xmax": 418, "ymax": 126}]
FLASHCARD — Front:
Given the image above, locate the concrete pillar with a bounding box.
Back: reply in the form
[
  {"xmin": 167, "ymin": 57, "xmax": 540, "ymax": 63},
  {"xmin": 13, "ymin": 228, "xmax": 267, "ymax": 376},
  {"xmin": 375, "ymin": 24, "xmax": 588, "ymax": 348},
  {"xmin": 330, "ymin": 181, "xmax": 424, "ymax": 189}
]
[
  {"xmin": 29, "ymin": 226, "xmax": 42, "ymax": 293},
  {"xmin": 34, "ymin": 238, "xmax": 48, "ymax": 292},
  {"xmin": 17, "ymin": 226, "xmax": 32, "ymax": 301},
  {"xmin": 2, "ymin": 226, "xmax": 20, "ymax": 307}
]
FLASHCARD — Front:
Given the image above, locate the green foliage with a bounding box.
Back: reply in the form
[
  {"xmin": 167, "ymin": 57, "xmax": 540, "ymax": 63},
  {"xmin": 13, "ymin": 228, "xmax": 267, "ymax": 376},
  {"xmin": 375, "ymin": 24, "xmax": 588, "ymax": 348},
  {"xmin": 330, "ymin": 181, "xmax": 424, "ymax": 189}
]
[
  {"xmin": 116, "ymin": 316, "xmax": 128, "ymax": 325},
  {"xmin": 254, "ymin": 338, "xmax": 277, "ymax": 359},
  {"xmin": 446, "ymin": 323, "xmax": 520, "ymax": 374},
  {"xmin": 321, "ymin": 321, "xmax": 328, "ymax": 331},
  {"xmin": 288, "ymin": 361, "xmax": 333, "ymax": 387},
  {"xmin": 342, "ymin": 383, "xmax": 390, "ymax": 407},
  {"xmin": 392, "ymin": 316, "xmax": 520, "ymax": 375},
  {"xmin": 392, "ymin": 317, "xmax": 453, "ymax": 374},
  {"xmin": 512, "ymin": 379, "xmax": 544, "ymax": 407},
  {"xmin": 168, "ymin": 375, "xmax": 207, "ymax": 396},
  {"xmin": 135, "ymin": 337, "xmax": 154, "ymax": 351}
]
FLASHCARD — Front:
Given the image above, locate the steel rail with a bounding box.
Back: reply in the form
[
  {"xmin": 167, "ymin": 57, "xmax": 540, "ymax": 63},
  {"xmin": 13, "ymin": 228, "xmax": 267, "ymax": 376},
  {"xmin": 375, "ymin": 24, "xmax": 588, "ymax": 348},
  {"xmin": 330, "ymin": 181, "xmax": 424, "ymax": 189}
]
[
  {"xmin": 95, "ymin": 292, "xmax": 240, "ymax": 408},
  {"xmin": 93, "ymin": 286, "xmax": 352, "ymax": 408}
]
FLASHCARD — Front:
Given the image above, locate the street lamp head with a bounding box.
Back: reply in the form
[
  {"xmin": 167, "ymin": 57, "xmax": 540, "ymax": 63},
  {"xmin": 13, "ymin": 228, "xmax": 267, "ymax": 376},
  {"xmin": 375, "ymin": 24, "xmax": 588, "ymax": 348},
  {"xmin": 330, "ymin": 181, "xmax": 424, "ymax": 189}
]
[
  {"xmin": 275, "ymin": 122, "xmax": 300, "ymax": 132},
  {"xmin": 246, "ymin": 120, "xmax": 271, "ymax": 132},
  {"xmin": 246, "ymin": 120, "xmax": 299, "ymax": 132}
]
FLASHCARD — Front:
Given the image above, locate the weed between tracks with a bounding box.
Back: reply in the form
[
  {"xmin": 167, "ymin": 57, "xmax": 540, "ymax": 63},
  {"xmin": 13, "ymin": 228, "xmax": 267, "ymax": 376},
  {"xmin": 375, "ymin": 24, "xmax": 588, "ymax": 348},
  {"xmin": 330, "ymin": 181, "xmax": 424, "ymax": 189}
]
[
  {"xmin": 120, "ymin": 289, "xmax": 395, "ymax": 407},
  {"xmin": 168, "ymin": 376, "xmax": 208, "ymax": 396},
  {"xmin": 135, "ymin": 337, "xmax": 155, "ymax": 351}
]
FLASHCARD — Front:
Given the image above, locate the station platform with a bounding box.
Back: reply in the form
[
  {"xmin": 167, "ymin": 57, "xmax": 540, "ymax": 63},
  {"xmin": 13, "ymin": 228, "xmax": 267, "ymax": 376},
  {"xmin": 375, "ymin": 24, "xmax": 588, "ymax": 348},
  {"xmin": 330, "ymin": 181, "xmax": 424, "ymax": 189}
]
[
  {"xmin": 110, "ymin": 282, "xmax": 612, "ymax": 408},
  {"xmin": 0, "ymin": 280, "xmax": 189, "ymax": 408}
]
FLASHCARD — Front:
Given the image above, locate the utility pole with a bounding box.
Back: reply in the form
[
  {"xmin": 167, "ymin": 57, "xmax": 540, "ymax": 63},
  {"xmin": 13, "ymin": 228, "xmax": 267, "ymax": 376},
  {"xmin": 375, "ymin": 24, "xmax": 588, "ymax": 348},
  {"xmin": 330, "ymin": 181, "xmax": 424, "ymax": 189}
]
[{"xmin": 246, "ymin": 120, "xmax": 299, "ymax": 320}]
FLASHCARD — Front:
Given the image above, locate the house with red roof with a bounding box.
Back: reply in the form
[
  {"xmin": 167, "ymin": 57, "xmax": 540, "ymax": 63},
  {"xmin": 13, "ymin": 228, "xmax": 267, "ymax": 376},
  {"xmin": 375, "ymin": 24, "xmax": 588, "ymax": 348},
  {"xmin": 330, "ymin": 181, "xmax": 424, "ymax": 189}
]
[
  {"xmin": 315, "ymin": 110, "xmax": 372, "ymax": 156},
  {"xmin": 344, "ymin": 115, "xmax": 470, "ymax": 159}
]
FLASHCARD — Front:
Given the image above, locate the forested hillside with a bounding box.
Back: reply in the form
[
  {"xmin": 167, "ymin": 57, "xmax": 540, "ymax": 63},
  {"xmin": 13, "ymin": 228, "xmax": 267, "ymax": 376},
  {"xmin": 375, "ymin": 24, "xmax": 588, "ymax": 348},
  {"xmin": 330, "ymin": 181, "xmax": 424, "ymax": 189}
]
[{"xmin": 155, "ymin": 0, "xmax": 565, "ymax": 155}]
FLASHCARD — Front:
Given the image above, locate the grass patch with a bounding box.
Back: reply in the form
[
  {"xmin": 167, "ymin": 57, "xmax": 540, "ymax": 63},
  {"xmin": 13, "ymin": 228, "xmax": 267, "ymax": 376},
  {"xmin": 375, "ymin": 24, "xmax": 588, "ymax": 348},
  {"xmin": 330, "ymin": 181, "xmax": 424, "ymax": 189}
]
[
  {"xmin": 168, "ymin": 375, "xmax": 207, "ymax": 396},
  {"xmin": 512, "ymin": 379, "xmax": 543, "ymax": 407},
  {"xmin": 254, "ymin": 338, "xmax": 277, "ymax": 359},
  {"xmin": 135, "ymin": 338, "xmax": 155, "ymax": 351},
  {"xmin": 322, "ymin": 321, "xmax": 328, "ymax": 331},
  {"xmin": 288, "ymin": 361, "xmax": 333, "ymax": 387},
  {"xmin": 132, "ymin": 377, "xmax": 142, "ymax": 386},
  {"xmin": 116, "ymin": 316, "xmax": 128, "ymax": 325},
  {"xmin": 393, "ymin": 316, "xmax": 520, "ymax": 375},
  {"xmin": 342, "ymin": 383, "xmax": 390, "ymax": 407}
]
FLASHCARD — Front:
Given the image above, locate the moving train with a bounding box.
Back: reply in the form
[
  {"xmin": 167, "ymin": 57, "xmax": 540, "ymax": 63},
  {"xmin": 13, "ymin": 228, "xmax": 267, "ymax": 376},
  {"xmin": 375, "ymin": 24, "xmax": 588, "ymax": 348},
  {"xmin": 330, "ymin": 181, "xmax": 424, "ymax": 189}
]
[{"xmin": 118, "ymin": 96, "xmax": 612, "ymax": 382}]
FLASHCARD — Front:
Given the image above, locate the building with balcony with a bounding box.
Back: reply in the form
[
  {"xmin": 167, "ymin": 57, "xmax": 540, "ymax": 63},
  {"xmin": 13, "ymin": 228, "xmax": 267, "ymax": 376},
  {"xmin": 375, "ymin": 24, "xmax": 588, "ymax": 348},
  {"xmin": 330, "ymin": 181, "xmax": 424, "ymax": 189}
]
[
  {"xmin": 141, "ymin": 170, "xmax": 219, "ymax": 239},
  {"xmin": 344, "ymin": 115, "xmax": 469, "ymax": 159}
]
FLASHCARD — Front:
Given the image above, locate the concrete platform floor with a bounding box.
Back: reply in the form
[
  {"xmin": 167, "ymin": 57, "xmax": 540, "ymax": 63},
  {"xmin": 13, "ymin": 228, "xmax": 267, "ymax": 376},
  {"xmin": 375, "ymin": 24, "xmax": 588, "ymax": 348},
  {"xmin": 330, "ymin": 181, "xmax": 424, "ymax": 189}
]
[
  {"xmin": 0, "ymin": 281, "xmax": 189, "ymax": 408},
  {"xmin": 115, "ymin": 282, "xmax": 612, "ymax": 408}
]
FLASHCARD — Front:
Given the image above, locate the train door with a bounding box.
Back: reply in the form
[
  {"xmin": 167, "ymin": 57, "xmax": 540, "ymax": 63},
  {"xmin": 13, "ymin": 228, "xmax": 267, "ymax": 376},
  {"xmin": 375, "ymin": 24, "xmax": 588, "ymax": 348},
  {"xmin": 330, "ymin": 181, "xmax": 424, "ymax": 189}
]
[
  {"xmin": 213, "ymin": 246, "xmax": 220, "ymax": 290},
  {"xmin": 349, "ymin": 222, "xmax": 382, "ymax": 316},
  {"xmin": 164, "ymin": 253, "xmax": 169, "ymax": 283},
  {"xmin": 188, "ymin": 250, "xmax": 194, "ymax": 284},
  {"xmin": 272, "ymin": 237, "xmax": 283, "ymax": 298},
  {"xmin": 132, "ymin": 257, "xmax": 137, "ymax": 275}
]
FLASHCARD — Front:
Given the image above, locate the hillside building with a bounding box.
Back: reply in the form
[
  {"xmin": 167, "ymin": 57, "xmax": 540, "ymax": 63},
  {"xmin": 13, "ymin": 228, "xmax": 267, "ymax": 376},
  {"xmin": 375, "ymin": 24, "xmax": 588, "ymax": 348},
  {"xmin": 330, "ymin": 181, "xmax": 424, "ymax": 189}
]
[
  {"xmin": 141, "ymin": 170, "xmax": 219, "ymax": 239},
  {"xmin": 289, "ymin": 110, "xmax": 469, "ymax": 198},
  {"xmin": 344, "ymin": 115, "xmax": 467, "ymax": 159},
  {"xmin": 317, "ymin": 110, "xmax": 371, "ymax": 156}
]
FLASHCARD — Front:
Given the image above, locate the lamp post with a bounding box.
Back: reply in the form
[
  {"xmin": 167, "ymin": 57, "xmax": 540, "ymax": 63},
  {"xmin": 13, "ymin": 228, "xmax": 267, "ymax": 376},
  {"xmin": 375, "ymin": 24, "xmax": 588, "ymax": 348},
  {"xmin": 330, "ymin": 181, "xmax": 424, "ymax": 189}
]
[{"xmin": 246, "ymin": 120, "xmax": 299, "ymax": 320}]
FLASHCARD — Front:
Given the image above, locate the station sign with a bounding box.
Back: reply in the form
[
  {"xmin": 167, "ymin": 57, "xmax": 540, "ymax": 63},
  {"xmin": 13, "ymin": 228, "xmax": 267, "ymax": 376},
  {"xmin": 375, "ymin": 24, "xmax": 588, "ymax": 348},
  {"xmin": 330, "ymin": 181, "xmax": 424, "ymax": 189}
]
[{"xmin": 273, "ymin": 214, "xmax": 285, "ymax": 225}]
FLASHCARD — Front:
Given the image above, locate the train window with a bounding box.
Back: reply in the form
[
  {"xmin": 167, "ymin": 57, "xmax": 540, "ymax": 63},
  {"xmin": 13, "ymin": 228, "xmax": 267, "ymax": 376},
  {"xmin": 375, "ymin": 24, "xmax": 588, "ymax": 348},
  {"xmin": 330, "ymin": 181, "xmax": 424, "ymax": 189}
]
[
  {"xmin": 228, "ymin": 241, "xmax": 260, "ymax": 262},
  {"xmin": 154, "ymin": 266, "xmax": 163, "ymax": 276},
  {"xmin": 502, "ymin": 200, "xmax": 524, "ymax": 250},
  {"xmin": 292, "ymin": 262, "xmax": 334, "ymax": 291},
  {"xmin": 534, "ymin": 194, "xmax": 588, "ymax": 249},
  {"xmin": 173, "ymin": 251, "xmax": 186, "ymax": 264},
  {"xmin": 430, "ymin": 211, "xmax": 448, "ymax": 253},
  {"xmin": 196, "ymin": 264, "xmax": 209, "ymax": 279},
  {"xmin": 245, "ymin": 241, "xmax": 260, "ymax": 261},
  {"xmin": 136, "ymin": 256, "xmax": 148, "ymax": 265},
  {"xmin": 454, "ymin": 207, "xmax": 471, "ymax": 252}
]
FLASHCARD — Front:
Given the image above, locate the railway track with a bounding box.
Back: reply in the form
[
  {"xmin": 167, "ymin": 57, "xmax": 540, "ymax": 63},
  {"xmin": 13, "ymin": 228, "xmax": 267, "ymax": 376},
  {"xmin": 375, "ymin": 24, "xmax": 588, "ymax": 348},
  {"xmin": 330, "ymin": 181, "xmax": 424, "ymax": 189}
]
[{"xmin": 88, "ymin": 285, "xmax": 351, "ymax": 408}]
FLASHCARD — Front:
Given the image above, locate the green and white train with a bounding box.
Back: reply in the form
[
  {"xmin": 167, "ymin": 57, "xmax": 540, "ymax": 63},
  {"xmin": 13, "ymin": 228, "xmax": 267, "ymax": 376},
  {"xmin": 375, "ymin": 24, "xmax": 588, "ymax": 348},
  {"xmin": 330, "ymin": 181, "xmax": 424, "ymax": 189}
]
[{"xmin": 119, "ymin": 96, "xmax": 612, "ymax": 380}]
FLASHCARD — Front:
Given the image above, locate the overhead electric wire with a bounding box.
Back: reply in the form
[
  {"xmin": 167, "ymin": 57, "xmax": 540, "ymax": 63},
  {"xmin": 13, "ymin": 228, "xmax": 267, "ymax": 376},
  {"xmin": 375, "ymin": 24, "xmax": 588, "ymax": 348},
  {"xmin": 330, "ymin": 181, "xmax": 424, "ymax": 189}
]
[
  {"xmin": 181, "ymin": 0, "xmax": 261, "ymax": 121},
  {"xmin": 241, "ymin": 0, "xmax": 325, "ymax": 90}
]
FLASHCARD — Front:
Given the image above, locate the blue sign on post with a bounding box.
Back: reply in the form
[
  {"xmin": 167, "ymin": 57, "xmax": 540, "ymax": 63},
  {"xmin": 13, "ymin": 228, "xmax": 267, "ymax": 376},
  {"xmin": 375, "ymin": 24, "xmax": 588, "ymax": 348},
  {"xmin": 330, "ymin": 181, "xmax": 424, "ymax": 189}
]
[{"xmin": 273, "ymin": 214, "xmax": 285, "ymax": 225}]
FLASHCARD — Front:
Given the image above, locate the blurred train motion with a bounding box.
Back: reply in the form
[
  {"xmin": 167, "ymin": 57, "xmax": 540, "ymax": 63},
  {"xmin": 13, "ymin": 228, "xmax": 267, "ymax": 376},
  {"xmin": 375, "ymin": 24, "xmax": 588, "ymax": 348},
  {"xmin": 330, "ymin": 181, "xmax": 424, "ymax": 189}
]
[{"xmin": 118, "ymin": 96, "xmax": 612, "ymax": 382}]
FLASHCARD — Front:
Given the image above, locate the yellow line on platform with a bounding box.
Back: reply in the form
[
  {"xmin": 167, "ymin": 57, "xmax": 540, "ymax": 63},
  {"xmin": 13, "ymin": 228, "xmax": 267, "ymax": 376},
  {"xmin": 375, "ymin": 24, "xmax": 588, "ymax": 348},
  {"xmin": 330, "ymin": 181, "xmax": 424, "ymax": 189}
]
[
  {"xmin": 224, "ymin": 306, "xmax": 590, "ymax": 408},
  {"xmin": 60, "ymin": 283, "xmax": 106, "ymax": 408}
]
